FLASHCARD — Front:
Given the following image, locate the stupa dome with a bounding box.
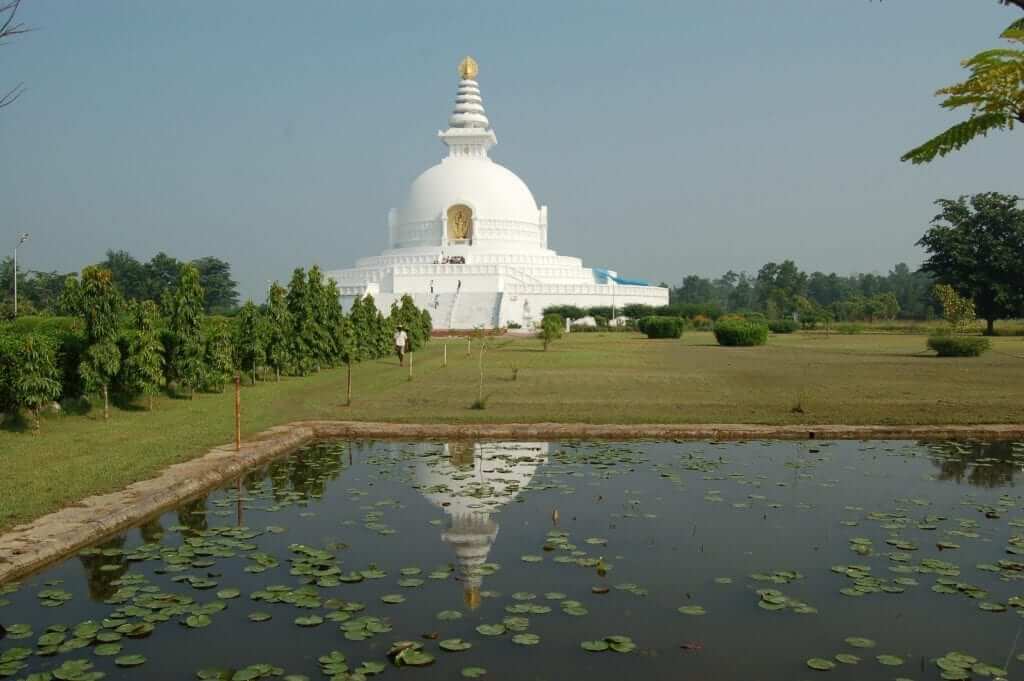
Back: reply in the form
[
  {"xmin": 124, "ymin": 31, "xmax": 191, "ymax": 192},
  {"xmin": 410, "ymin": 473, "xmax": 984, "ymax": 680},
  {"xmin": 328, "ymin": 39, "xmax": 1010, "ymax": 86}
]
[{"xmin": 398, "ymin": 158, "xmax": 539, "ymax": 227}]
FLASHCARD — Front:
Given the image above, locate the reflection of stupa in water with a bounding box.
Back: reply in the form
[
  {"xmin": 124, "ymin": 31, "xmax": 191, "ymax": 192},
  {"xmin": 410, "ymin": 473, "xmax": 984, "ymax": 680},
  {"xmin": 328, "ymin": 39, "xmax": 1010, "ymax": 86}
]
[{"xmin": 413, "ymin": 441, "xmax": 548, "ymax": 608}]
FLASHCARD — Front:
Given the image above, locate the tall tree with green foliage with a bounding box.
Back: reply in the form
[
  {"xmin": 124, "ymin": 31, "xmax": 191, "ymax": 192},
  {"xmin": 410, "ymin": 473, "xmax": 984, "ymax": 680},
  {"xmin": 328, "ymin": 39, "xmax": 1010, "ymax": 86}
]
[
  {"xmin": 902, "ymin": 11, "xmax": 1024, "ymax": 163},
  {"xmin": 305, "ymin": 265, "xmax": 336, "ymax": 370},
  {"xmin": 0, "ymin": 333, "xmax": 61, "ymax": 432},
  {"xmin": 264, "ymin": 282, "xmax": 292, "ymax": 381},
  {"xmin": 144, "ymin": 252, "xmax": 183, "ymax": 301},
  {"xmin": 235, "ymin": 300, "xmax": 268, "ymax": 385},
  {"xmin": 202, "ymin": 318, "xmax": 235, "ymax": 393},
  {"xmin": 347, "ymin": 294, "xmax": 376, "ymax": 361},
  {"xmin": 119, "ymin": 300, "xmax": 165, "ymax": 411},
  {"xmin": 74, "ymin": 266, "xmax": 123, "ymax": 420},
  {"xmin": 191, "ymin": 256, "xmax": 240, "ymax": 313},
  {"xmin": 286, "ymin": 267, "xmax": 317, "ymax": 375},
  {"xmin": 917, "ymin": 192, "xmax": 1024, "ymax": 335},
  {"xmin": 163, "ymin": 264, "xmax": 206, "ymax": 397},
  {"xmin": 99, "ymin": 250, "xmax": 149, "ymax": 300}
]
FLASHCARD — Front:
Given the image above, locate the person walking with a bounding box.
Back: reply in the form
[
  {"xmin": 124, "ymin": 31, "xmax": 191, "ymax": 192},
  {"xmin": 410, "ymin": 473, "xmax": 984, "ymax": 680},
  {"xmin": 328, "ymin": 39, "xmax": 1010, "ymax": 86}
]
[
  {"xmin": 394, "ymin": 326, "xmax": 409, "ymax": 366},
  {"xmin": 457, "ymin": 279, "xmax": 462, "ymax": 292}
]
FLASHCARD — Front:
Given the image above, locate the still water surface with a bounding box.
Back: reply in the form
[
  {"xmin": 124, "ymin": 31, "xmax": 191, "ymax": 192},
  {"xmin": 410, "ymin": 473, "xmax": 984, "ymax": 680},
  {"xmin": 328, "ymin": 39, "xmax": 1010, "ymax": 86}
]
[{"xmin": 2, "ymin": 440, "xmax": 1024, "ymax": 680}]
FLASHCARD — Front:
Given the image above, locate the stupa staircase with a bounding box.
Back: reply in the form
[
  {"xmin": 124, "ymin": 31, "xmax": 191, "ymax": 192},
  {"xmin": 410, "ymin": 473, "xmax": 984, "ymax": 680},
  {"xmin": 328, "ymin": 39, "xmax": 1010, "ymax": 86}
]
[{"xmin": 449, "ymin": 292, "xmax": 501, "ymax": 330}]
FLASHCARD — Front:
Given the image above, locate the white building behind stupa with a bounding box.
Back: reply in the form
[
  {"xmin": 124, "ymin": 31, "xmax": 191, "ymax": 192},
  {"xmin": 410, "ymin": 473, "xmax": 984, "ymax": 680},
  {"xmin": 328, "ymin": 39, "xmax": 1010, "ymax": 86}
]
[{"xmin": 327, "ymin": 57, "xmax": 668, "ymax": 330}]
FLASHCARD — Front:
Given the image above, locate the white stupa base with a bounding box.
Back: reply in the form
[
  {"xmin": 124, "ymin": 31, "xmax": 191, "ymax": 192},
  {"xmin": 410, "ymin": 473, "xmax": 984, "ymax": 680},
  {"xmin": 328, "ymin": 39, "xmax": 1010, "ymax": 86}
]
[{"xmin": 329, "ymin": 254, "xmax": 668, "ymax": 330}]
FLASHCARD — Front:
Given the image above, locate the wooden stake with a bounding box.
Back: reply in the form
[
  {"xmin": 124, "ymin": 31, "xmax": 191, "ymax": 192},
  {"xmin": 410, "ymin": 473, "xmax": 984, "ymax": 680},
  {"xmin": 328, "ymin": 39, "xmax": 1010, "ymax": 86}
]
[
  {"xmin": 443, "ymin": 342, "xmax": 447, "ymax": 367},
  {"xmin": 234, "ymin": 374, "xmax": 241, "ymax": 452},
  {"xmin": 346, "ymin": 361, "xmax": 352, "ymax": 406},
  {"xmin": 408, "ymin": 350, "xmax": 413, "ymax": 380},
  {"xmin": 467, "ymin": 338, "xmax": 471, "ymax": 356}
]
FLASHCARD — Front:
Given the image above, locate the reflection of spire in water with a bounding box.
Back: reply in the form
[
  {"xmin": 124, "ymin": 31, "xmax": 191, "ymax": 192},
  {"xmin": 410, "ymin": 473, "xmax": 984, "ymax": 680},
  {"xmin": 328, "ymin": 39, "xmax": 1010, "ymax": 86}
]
[{"xmin": 413, "ymin": 441, "xmax": 548, "ymax": 608}]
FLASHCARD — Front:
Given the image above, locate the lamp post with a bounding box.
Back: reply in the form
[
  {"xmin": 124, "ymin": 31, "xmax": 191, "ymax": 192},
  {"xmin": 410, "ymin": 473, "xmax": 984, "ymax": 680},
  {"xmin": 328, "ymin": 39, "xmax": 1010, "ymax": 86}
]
[{"xmin": 13, "ymin": 232, "xmax": 29, "ymax": 316}]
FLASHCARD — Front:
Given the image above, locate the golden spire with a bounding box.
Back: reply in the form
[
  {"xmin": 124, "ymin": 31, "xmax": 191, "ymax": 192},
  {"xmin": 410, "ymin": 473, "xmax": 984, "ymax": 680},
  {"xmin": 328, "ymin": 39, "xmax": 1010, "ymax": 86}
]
[{"xmin": 458, "ymin": 56, "xmax": 479, "ymax": 80}]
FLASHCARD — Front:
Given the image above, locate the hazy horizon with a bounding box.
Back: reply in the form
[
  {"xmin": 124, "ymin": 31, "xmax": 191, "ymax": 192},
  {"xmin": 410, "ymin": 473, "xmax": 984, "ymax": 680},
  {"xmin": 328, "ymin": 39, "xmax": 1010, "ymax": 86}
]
[{"xmin": 1, "ymin": 1, "xmax": 1020, "ymax": 301}]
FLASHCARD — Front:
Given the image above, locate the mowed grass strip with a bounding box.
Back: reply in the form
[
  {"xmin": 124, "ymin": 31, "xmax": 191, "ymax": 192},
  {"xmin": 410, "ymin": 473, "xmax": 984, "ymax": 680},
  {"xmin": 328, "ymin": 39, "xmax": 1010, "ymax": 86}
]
[{"xmin": 2, "ymin": 331, "xmax": 1024, "ymax": 530}]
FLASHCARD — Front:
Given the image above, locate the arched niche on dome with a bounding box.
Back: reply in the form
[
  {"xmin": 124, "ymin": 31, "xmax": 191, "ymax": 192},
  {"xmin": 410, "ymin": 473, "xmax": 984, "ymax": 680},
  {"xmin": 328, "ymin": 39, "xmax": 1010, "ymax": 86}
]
[{"xmin": 446, "ymin": 204, "xmax": 474, "ymax": 243}]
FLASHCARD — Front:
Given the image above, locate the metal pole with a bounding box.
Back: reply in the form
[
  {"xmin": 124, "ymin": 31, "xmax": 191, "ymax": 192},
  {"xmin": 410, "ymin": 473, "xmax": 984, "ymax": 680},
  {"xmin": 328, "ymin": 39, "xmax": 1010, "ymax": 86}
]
[
  {"xmin": 408, "ymin": 349, "xmax": 413, "ymax": 380},
  {"xmin": 13, "ymin": 233, "xmax": 29, "ymax": 317},
  {"xmin": 443, "ymin": 342, "xmax": 447, "ymax": 367}
]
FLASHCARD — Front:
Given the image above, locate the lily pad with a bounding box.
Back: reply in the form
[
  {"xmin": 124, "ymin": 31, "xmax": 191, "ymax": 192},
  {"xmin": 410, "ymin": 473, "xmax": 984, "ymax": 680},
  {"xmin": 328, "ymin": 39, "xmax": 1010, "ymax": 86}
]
[
  {"xmin": 475, "ymin": 623, "xmax": 506, "ymax": 637},
  {"xmin": 439, "ymin": 638, "xmax": 472, "ymax": 652}
]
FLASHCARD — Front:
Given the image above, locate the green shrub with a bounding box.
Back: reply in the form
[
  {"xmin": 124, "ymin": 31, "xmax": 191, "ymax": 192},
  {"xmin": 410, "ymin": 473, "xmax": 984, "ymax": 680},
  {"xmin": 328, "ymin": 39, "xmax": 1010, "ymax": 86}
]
[
  {"xmin": 637, "ymin": 316, "xmax": 684, "ymax": 339},
  {"xmin": 713, "ymin": 318, "xmax": 768, "ymax": 346},
  {"xmin": 768, "ymin": 319, "xmax": 799, "ymax": 334},
  {"xmin": 926, "ymin": 335, "xmax": 991, "ymax": 357},
  {"xmin": 836, "ymin": 323, "xmax": 864, "ymax": 335}
]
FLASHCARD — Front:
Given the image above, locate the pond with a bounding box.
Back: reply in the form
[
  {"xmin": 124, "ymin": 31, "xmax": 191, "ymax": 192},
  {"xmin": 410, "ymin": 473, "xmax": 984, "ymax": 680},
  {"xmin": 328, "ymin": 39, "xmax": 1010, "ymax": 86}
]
[{"xmin": 2, "ymin": 439, "xmax": 1024, "ymax": 681}]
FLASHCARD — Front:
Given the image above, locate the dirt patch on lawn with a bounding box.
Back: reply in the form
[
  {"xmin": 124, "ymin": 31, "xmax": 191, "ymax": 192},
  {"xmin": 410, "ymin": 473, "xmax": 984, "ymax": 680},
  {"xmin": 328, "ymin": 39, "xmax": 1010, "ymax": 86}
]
[{"xmin": 2, "ymin": 420, "xmax": 1021, "ymax": 584}]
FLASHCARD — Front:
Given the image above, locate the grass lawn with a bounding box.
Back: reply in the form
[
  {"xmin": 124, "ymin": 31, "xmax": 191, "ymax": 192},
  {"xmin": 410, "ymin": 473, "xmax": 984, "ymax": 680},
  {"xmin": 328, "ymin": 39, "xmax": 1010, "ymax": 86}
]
[{"xmin": 2, "ymin": 331, "xmax": 1024, "ymax": 530}]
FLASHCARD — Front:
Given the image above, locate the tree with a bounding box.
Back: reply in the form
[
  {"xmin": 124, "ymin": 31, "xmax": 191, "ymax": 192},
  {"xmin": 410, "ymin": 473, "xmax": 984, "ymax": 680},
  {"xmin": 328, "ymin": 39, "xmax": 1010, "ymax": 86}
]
[
  {"xmin": 540, "ymin": 313, "xmax": 564, "ymax": 350},
  {"xmin": 74, "ymin": 267, "xmax": 123, "ymax": 420},
  {"xmin": 933, "ymin": 284, "xmax": 977, "ymax": 334},
  {"xmin": 164, "ymin": 264, "xmax": 206, "ymax": 397},
  {"xmin": 202, "ymin": 318, "xmax": 235, "ymax": 393},
  {"xmin": 100, "ymin": 250, "xmax": 149, "ymax": 300},
  {"xmin": 917, "ymin": 193, "xmax": 1024, "ymax": 334},
  {"xmin": 673, "ymin": 275, "xmax": 715, "ymax": 305},
  {"xmin": 192, "ymin": 256, "xmax": 239, "ymax": 313},
  {"xmin": 235, "ymin": 301, "xmax": 268, "ymax": 385},
  {"xmin": 335, "ymin": 315, "xmax": 357, "ymax": 407},
  {"xmin": 393, "ymin": 294, "xmax": 431, "ymax": 351},
  {"xmin": 305, "ymin": 265, "xmax": 336, "ymax": 368},
  {"xmin": 348, "ymin": 294, "xmax": 378, "ymax": 361},
  {"xmin": 119, "ymin": 300, "xmax": 165, "ymax": 410},
  {"xmin": 264, "ymin": 282, "xmax": 292, "ymax": 380},
  {"xmin": 0, "ymin": 0, "xmax": 29, "ymax": 109},
  {"xmin": 902, "ymin": 14, "xmax": 1024, "ymax": 163},
  {"xmin": 144, "ymin": 252, "xmax": 183, "ymax": 302},
  {"xmin": 286, "ymin": 267, "xmax": 316, "ymax": 374},
  {"xmin": 0, "ymin": 333, "xmax": 61, "ymax": 431},
  {"xmin": 755, "ymin": 260, "xmax": 807, "ymax": 318}
]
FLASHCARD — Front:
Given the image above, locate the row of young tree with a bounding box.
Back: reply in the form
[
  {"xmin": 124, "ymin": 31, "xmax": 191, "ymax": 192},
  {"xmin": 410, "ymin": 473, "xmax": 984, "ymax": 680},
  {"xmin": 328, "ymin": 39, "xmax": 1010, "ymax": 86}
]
[
  {"xmin": 1, "ymin": 249, "xmax": 240, "ymax": 318},
  {"xmin": 0, "ymin": 263, "xmax": 431, "ymax": 430}
]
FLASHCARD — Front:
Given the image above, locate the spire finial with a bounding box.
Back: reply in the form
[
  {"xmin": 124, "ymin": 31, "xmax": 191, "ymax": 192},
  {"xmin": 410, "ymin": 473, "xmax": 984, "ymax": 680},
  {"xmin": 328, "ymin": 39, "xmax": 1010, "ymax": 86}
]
[{"xmin": 458, "ymin": 56, "xmax": 479, "ymax": 81}]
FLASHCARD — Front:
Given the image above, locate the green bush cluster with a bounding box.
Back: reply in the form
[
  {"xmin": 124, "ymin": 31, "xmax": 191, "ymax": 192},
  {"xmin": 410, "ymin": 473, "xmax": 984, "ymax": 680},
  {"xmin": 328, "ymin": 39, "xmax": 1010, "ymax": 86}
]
[
  {"xmin": 637, "ymin": 316, "xmax": 684, "ymax": 339},
  {"xmin": 713, "ymin": 318, "xmax": 769, "ymax": 346},
  {"xmin": 926, "ymin": 335, "xmax": 991, "ymax": 357},
  {"xmin": 767, "ymin": 319, "xmax": 800, "ymax": 334},
  {"xmin": 836, "ymin": 323, "xmax": 864, "ymax": 335}
]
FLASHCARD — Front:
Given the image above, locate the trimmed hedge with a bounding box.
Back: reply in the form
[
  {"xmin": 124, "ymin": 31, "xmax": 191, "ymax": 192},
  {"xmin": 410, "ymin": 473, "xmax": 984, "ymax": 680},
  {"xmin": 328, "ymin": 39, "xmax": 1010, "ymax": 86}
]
[
  {"xmin": 713, "ymin": 318, "xmax": 768, "ymax": 346},
  {"xmin": 927, "ymin": 335, "xmax": 991, "ymax": 357},
  {"xmin": 637, "ymin": 316, "xmax": 684, "ymax": 339},
  {"xmin": 768, "ymin": 319, "xmax": 799, "ymax": 334}
]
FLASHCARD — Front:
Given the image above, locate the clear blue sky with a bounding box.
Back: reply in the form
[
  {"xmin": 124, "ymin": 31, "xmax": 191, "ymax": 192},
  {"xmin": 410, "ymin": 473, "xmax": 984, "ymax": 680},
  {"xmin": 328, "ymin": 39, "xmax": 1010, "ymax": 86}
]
[{"xmin": 1, "ymin": 0, "xmax": 1020, "ymax": 300}]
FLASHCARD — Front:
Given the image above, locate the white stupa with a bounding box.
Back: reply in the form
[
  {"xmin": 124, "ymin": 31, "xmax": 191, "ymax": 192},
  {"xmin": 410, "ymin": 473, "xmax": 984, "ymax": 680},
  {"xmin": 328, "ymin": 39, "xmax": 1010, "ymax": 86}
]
[
  {"xmin": 412, "ymin": 441, "xmax": 548, "ymax": 608},
  {"xmin": 327, "ymin": 57, "xmax": 669, "ymax": 330}
]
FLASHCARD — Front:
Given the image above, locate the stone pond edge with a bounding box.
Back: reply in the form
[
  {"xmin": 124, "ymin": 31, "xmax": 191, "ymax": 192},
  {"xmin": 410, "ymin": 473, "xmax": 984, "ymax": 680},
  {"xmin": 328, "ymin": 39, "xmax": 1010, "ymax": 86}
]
[{"xmin": 2, "ymin": 420, "xmax": 1023, "ymax": 584}]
